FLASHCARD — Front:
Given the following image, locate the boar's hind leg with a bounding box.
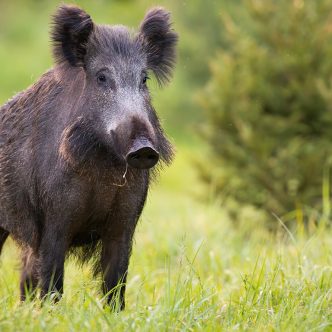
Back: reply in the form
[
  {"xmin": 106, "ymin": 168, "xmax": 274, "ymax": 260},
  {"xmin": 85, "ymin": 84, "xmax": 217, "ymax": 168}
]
[
  {"xmin": 38, "ymin": 226, "xmax": 67, "ymax": 302},
  {"xmin": 20, "ymin": 247, "xmax": 39, "ymax": 301},
  {"xmin": 0, "ymin": 227, "xmax": 9, "ymax": 255}
]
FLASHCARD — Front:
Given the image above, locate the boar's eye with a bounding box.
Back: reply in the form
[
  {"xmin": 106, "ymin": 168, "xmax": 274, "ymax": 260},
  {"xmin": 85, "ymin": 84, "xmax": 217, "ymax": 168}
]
[
  {"xmin": 97, "ymin": 74, "xmax": 107, "ymax": 85},
  {"xmin": 96, "ymin": 70, "xmax": 115, "ymax": 89},
  {"xmin": 141, "ymin": 74, "xmax": 150, "ymax": 86}
]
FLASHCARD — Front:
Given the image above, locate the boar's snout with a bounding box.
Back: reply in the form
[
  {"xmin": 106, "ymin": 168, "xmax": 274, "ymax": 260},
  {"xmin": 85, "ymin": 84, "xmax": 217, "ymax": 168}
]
[{"xmin": 126, "ymin": 137, "xmax": 159, "ymax": 169}]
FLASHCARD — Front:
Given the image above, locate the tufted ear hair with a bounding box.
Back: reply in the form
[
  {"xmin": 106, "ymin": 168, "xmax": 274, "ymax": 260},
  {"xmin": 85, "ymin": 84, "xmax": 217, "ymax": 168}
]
[
  {"xmin": 51, "ymin": 5, "xmax": 94, "ymax": 67},
  {"xmin": 138, "ymin": 8, "xmax": 178, "ymax": 86}
]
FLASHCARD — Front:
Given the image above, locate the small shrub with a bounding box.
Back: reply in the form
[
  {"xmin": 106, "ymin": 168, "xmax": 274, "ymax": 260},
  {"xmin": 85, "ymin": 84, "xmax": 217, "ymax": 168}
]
[{"xmin": 199, "ymin": 0, "xmax": 332, "ymax": 221}]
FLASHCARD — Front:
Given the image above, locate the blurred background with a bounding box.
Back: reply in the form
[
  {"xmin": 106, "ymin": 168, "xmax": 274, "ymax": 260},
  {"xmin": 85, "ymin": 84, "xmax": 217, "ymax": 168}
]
[{"xmin": 1, "ymin": 0, "xmax": 332, "ymax": 231}]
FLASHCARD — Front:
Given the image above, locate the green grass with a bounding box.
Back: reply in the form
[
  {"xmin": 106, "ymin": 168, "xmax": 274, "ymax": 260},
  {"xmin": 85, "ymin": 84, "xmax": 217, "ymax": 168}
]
[{"xmin": 0, "ymin": 146, "xmax": 331, "ymax": 331}]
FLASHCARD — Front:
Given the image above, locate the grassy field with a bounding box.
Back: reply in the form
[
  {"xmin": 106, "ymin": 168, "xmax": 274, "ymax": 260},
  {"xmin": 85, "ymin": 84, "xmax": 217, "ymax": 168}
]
[{"xmin": 0, "ymin": 145, "xmax": 331, "ymax": 331}]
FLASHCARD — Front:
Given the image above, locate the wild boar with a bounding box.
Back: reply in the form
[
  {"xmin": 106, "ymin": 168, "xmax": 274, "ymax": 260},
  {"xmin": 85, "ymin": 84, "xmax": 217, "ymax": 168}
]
[{"xmin": 0, "ymin": 4, "xmax": 177, "ymax": 310}]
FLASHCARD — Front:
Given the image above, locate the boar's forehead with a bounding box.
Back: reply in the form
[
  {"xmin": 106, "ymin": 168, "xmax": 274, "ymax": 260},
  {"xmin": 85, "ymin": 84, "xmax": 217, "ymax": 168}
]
[{"xmin": 86, "ymin": 25, "xmax": 146, "ymax": 76}]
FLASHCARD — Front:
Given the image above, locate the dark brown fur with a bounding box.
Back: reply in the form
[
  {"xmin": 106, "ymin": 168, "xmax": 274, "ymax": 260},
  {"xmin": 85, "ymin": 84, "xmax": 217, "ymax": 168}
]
[{"xmin": 0, "ymin": 4, "xmax": 177, "ymax": 310}]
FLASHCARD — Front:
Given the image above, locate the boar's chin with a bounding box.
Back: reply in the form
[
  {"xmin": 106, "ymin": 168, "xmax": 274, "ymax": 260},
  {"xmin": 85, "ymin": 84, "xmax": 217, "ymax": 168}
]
[{"xmin": 59, "ymin": 119, "xmax": 121, "ymax": 169}]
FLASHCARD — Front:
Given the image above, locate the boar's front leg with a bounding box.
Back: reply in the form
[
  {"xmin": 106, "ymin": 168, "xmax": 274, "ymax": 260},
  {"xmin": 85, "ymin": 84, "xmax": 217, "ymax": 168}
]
[
  {"xmin": 97, "ymin": 171, "xmax": 150, "ymax": 311},
  {"xmin": 38, "ymin": 225, "xmax": 67, "ymax": 301},
  {"xmin": 101, "ymin": 231, "xmax": 133, "ymax": 311},
  {"xmin": 101, "ymin": 182, "xmax": 148, "ymax": 311}
]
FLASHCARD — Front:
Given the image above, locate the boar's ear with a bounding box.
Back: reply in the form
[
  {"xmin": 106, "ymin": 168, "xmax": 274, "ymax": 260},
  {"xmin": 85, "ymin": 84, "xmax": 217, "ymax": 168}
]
[
  {"xmin": 51, "ymin": 5, "xmax": 94, "ymax": 67},
  {"xmin": 138, "ymin": 8, "xmax": 178, "ymax": 86}
]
